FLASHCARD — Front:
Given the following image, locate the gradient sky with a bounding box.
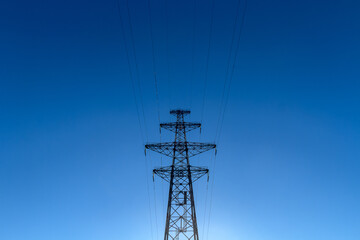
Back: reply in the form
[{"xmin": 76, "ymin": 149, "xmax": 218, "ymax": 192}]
[{"xmin": 1, "ymin": 0, "xmax": 360, "ymax": 239}]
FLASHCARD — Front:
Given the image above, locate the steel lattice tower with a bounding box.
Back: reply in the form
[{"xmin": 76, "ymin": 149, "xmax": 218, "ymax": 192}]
[{"xmin": 145, "ymin": 109, "xmax": 216, "ymax": 240}]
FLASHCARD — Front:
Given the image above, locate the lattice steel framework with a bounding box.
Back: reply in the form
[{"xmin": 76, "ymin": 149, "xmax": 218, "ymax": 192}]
[{"xmin": 145, "ymin": 109, "xmax": 216, "ymax": 240}]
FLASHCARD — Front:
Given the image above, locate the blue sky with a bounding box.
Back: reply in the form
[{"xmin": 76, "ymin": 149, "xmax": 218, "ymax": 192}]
[{"xmin": 1, "ymin": 0, "xmax": 360, "ymax": 239}]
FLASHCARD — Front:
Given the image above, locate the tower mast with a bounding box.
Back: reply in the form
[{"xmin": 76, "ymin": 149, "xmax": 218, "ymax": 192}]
[{"xmin": 146, "ymin": 109, "xmax": 216, "ymax": 240}]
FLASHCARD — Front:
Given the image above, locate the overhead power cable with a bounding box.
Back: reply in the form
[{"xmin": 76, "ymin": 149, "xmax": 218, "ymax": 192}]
[
  {"xmin": 200, "ymin": 0, "xmax": 216, "ymax": 124},
  {"xmin": 189, "ymin": 0, "xmax": 197, "ymax": 108},
  {"xmin": 116, "ymin": 0, "xmax": 144, "ymax": 144},
  {"xmin": 116, "ymin": 1, "xmax": 154, "ymax": 239},
  {"xmin": 217, "ymin": 0, "xmax": 247, "ymax": 143},
  {"xmin": 215, "ymin": 0, "xmax": 242, "ymax": 142},
  {"xmin": 126, "ymin": 0, "xmax": 149, "ymax": 141},
  {"xmin": 147, "ymin": 0, "xmax": 161, "ymax": 125},
  {"xmin": 144, "ymin": 153, "xmax": 156, "ymax": 240},
  {"xmin": 205, "ymin": 153, "xmax": 217, "ymax": 240},
  {"xmin": 148, "ymin": 153, "xmax": 159, "ymax": 240},
  {"xmin": 201, "ymin": 154, "xmax": 211, "ymax": 238},
  {"xmin": 207, "ymin": 1, "xmax": 247, "ymax": 239},
  {"xmin": 164, "ymin": 0, "xmax": 172, "ymax": 111}
]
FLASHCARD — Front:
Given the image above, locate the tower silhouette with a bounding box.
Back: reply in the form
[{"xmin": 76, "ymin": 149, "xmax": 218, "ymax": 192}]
[{"xmin": 146, "ymin": 109, "xmax": 216, "ymax": 240}]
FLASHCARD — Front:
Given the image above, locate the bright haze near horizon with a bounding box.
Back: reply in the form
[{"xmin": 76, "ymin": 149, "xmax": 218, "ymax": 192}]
[{"xmin": 1, "ymin": 0, "xmax": 359, "ymax": 239}]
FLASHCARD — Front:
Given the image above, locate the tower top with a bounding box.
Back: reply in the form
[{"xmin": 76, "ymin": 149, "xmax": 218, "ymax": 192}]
[{"xmin": 170, "ymin": 109, "xmax": 191, "ymax": 116}]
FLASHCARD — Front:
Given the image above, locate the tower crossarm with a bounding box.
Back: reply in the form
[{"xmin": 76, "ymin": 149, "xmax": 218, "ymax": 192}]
[
  {"xmin": 145, "ymin": 142, "xmax": 216, "ymax": 158},
  {"xmin": 154, "ymin": 166, "xmax": 209, "ymax": 183},
  {"xmin": 170, "ymin": 109, "xmax": 190, "ymax": 116},
  {"xmin": 160, "ymin": 122, "xmax": 201, "ymax": 133}
]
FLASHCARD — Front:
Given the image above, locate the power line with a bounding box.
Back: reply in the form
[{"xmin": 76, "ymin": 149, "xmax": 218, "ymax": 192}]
[
  {"xmin": 147, "ymin": 0, "xmax": 161, "ymax": 125},
  {"xmin": 201, "ymin": 157, "xmax": 211, "ymax": 239},
  {"xmin": 205, "ymin": 154, "xmax": 217, "ymax": 240},
  {"xmin": 217, "ymin": 0, "xmax": 248, "ymax": 143},
  {"xmin": 189, "ymin": 0, "xmax": 197, "ymax": 109},
  {"xmin": 116, "ymin": 1, "xmax": 154, "ymax": 239},
  {"xmin": 160, "ymin": 156, "xmax": 166, "ymax": 221},
  {"xmin": 207, "ymin": 1, "xmax": 247, "ymax": 239},
  {"xmin": 164, "ymin": 0, "xmax": 172, "ymax": 111},
  {"xmin": 148, "ymin": 153, "xmax": 159, "ymax": 240},
  {"xmin": 126, "ymin": 0, "xmax": 149, "ymax": 141},
  {"xmin": 215, "ymin": 0, "xmax": 242, "ymax": 142},
  {"xmin": 144, "ymin": 153, "xmax": 156, "ymax": 240},
  {"xmin": 115, "ymin": 0, "xmax": 144, "ymax": 144},
  {"xmin": 200, "ymin": 0, "xmax": 216, "ymax": 124}
]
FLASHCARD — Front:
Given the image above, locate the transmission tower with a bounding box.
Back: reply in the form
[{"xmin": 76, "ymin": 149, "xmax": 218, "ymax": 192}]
[{"xmin": 145, "ymin": 109, "xmax": 216, "ymax": 240}]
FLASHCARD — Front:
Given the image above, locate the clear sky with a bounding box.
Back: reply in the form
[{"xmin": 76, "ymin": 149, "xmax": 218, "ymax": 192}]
[{"xmin": 1, "ymin": 0, "xmax": 359, "ymax": 239}]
